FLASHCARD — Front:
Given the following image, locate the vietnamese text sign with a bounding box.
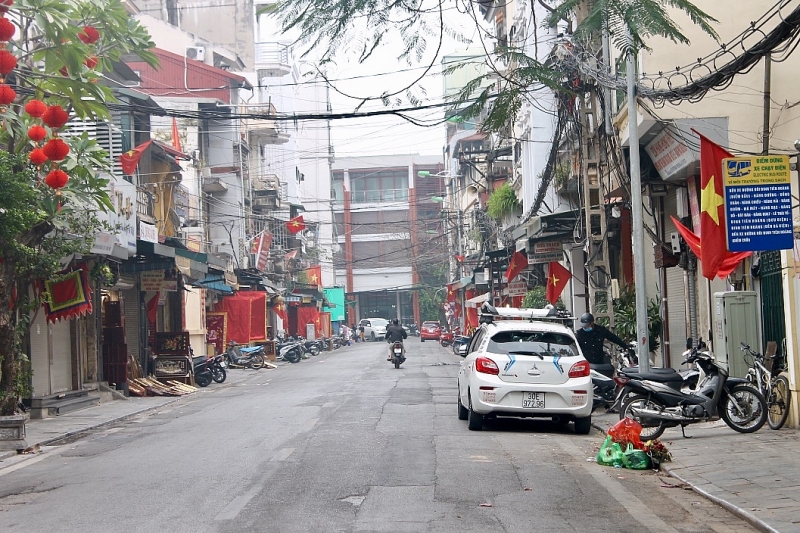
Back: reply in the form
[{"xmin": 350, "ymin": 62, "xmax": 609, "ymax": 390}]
[
  {"xmin": 723, "ymin": 155, "xmax": 793, "ymax": 252},
  {"xmin": 527, "ymin": 241, "xmax": 563, "ymax": 264}
]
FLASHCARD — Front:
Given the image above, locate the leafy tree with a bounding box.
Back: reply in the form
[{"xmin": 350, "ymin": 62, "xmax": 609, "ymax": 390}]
[
  {"xmin": 521, "ymin": 286, "xmax": 566, "ymax": 311},
  {"xmin": 269, "ymin": 0, "xmax": 717, "ymax": 130},
  {"xmin": 0, "ymin": 0, "xmax": 158, "ymax": 416}
]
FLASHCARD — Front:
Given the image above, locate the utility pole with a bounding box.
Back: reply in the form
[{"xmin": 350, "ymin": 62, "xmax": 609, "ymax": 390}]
[{"xmin": 627, "ymin": 49, "xmax": 651, "ymax": 371}]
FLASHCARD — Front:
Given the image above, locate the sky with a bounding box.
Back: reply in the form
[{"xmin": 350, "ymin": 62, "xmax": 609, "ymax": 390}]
[{"xmin": 292, "ymin": 3, "xmax": 486, "ymax": 158}]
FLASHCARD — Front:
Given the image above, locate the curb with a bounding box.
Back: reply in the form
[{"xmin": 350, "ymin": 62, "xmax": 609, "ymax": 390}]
[{"xmin": 662, "ymin": 464, "xmax": 780, "ymax": 533}]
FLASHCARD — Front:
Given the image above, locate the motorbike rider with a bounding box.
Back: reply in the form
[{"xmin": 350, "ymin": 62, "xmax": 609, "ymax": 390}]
[
  {"xmin": 575, "ymin": 312, "xmax": 628, "ymax": 367},
  {"xmin": 384, "ymin": 318, "xmax": 407, "ymax": 361}
]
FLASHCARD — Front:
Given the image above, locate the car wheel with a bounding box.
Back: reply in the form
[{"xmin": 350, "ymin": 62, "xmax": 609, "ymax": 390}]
[
  {"xmin": 420, "ymin": 337, "xmax": 425, "ymax": 342},
  {"xmin": 467, "ymin": 392, "xmax": 484, "ymax": 431},
  {"xmin": 573, "ymin": 416, "xmax": 592, "ymax": 435},
  {"xmin": 457, "ymin": 392, "xmax": 468, "ymax": 420},
  {"xmin": 370, "ymin": 332, "xmax": 376, "ymax": 341}
]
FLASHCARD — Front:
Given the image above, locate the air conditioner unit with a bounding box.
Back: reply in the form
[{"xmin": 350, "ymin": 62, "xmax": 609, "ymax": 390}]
[{"xmin": 186, "ymin": 46, "xmax": 206, "ymax": 62}]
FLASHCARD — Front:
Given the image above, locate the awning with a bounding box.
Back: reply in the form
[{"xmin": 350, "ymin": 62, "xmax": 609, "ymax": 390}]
[
  {"xmin": 193, "ymin": 275, "xmax": 234, "ymax": 294},
  {"xmin": 466, "ymin": 292, "xmax": 489, "ymax": 305}
]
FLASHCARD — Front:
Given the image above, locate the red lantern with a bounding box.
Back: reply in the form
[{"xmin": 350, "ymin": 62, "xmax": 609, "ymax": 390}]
[
  {"xmin": 0, "ymin": 0, "xmax": 14, "ymax": 15},
  {"xmin": 42, "ymin": 138, "xmax": 69, "ymax": 161},
  {"xmin": 29, "ymin": 148, "xmax": 47, "ymax": 166},
  {"xmin": 0, "ymin": 17, "xmax": 15, "ymax": 41},
  {"xmin": 24, "ymin": 99, "xmax": 46, "ymax": 117},
  {"xmin": 41, "ymin": 105, "xmax": 69, "ymax": 128},
  {"xmin": 84, "ymin": 56, "xmax": 98, "ymax": 69},
  {"xmin": 27, "ymin": 124, "xmax": 46, "ymax": 142},
  {"xmin": 78, "ymin": 26, "xmax": 100, "ymax": 44},
  {"xmin": 45, "ymin": 168, "xmax": 69, "ymax": 189},
  {"xmin": 0, "ymin": 83, "xmax": 14, "ymax": 105},
  {"xmin": 0, "ymin": 49, "xmax": 16, "ymax": 75}
]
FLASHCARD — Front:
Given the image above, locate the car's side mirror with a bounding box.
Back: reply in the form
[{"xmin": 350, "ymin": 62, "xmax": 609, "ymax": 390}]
[{"xmin": 458, "ymin": 345, "xmax": 468, "ymax": 357}]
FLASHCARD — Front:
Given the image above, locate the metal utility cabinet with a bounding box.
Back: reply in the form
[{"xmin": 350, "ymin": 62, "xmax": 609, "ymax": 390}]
[{"xmin": 712, "ymin": 291, "xmax": 761, "ymax": 378}]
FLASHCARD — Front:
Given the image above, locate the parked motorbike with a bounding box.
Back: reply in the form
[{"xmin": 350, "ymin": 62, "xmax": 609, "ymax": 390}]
[
  {"xmin": 211, "ymin": 354, "xmax": 226, "ymax": 383},
  {"xmin": 193, "ymin": 356, "xmax": 215, "ymax": 387},
  {"xmin": 225, "ymin": 341, "xmax": 266, "ymax": 369},
  {"xmin": 452, "ymin": 334, "xmax": 471, "ymax": 355},
  {"xmin": 276, "ymin": 337, "xmax": 304, "ymax": 363},
  {"xmin": 390, "ymin": 341, "xmax": 405, "ymax": 369},
  {"xmin": 303, "ymin": 338, "xmax": 322, "ymax": 356},
  {"xmin": 617, "ymin": 342, "xmax": 767, "ymax": 440},
  {"xmin": 439, "ymin": 330, "xmax": 455, "ymax": 347}
]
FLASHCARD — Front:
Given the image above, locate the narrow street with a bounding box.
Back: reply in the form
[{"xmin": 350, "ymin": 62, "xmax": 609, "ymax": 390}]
[{"xmin": 0, "ymin": 341, "xmax": 756, "ymax": 533}]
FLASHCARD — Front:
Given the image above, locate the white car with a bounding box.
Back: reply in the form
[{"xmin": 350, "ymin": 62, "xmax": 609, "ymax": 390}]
[
  {"xmin": 359, "ymin": 318, "xmax": 389, "ymax": 341},
  {"xmin": 457, "ymin": 308, "xmax": 593, "ymax": 433}
]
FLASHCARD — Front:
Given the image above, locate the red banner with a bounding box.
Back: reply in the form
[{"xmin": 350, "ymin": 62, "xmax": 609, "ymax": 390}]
[
  {"xmin": 206, "ymin": 312, "xmax": 227, "ymax": 356},
  {"xmin": 297, "ymin": 306, "xmax": 320, "ymax": 338},
  {"xmin": 40, "ymin": 266, "xmax": 93, "ymax": 323},
  {"xmin": 464, "ymin": 289, "xmax": 478, "ymax": 333},
  {"xmin": 214, "ymin": 292, "xmax": 267, "ymax": 343}
]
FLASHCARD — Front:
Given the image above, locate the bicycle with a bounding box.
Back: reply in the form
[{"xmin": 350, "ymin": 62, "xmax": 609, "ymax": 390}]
[{"xmin": 740, "ymin": 342, "xmax": 791, "ymax": 430}]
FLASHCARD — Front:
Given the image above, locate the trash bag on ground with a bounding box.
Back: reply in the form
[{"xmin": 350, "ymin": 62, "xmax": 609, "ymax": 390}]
[
  {"xmin": 596, "ymin": 435, "xmax": 625, "ymax": 467},
  {"xmin": 622, "ymin": 443, "xmax": 651, "ymax": 470},
  {"xmin": 608, "ymin": 418, "xmax": 644, "ymax": 449}
]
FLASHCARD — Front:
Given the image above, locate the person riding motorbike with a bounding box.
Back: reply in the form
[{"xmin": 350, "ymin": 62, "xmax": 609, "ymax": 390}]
[
  {"xmin": 575, "ymin": 312, "xmax": 628, "ymax": 367},
  {"xmin": 384, "ymin": 318, "xmax": 407, "ymax": 361}
]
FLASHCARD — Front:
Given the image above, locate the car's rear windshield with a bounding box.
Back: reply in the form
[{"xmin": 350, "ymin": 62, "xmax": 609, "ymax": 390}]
[
  {"xmin": 371, "ymin": 319, "xmax": 388, "ymax": 326},
  {"xmin": 487, "ymin": 331, "xmax": 579, "ymax": 358},
  {"xmin": 422, "ymin": 322, "xmax": 439, "ymax": 327}
]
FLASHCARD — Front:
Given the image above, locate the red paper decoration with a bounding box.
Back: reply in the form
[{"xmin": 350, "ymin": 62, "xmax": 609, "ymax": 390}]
[
  {"xmin": 0, "ymin": 83, "xmax": 14, "ymax": 105},
  {"xmin": 0, "ymin": 49, "xmax": 16, "ymax": 75},
  {"xmin": 42, "ymin": 138, "xmax": 69, "ymax": 161},
  {"xmin": 29, "ymin": 148, "xmax": 47, "ymax": 166},
  {"xmin": 41, "ymin": 105, "xmax": 69, "ymax": 128},
  {"xmin": 84, "ymin": 56, "xmax": 98, "ymax": 69},
  {"xmin": 0, "ymin": 0, "xmax": 14, "ymax": 15},
  {"xmin": 78, "ymin": 26, "xmax": 99, "ymax": 44},
  {"xmin": 27, "ymin": 124, "xmax": 46, "ymax": 142},
  {"xmin": 0, "ymin": 17, "xmax": 15, "ymax": 41},
  {"xmin": 24, "ymin": 99, "xmax": 46, "ymax": 117},
  {"xmin": 45, "ymin": 168, "xmax": 69, "ymax": 189}
]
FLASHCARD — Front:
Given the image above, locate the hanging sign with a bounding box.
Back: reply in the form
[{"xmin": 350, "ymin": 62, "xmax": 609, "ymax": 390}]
[
  {"xmin": 140, "ymin": 270, "xmax": 165, "ymax": 292},
  {"xmin": 723, "ymin": 155, "xmax": 793, "ymax": 252}
]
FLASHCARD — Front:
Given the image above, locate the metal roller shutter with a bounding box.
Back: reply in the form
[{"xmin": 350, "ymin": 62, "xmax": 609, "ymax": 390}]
[
  {"xmin": 122, "ymin": 288, "xmax": 141, "ymax": 368},
  {"xmin": 30, "ymin": 307, "xmax": 50, "ymax": 397},
  {"xmin": 51, "ymin": 319, "xmax": 72, "ymax": 393},
  {"xmin": 663, "ymin": 195, "xmax": 689, "ymax": 368}
]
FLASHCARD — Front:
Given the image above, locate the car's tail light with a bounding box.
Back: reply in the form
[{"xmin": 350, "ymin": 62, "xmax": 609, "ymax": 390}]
[
  {"xmin": 613, "ymin": 376, "xmax": 629, "ymax": 386},
  {"xmin": 475, "ymin": 357, "xmax": 499, "ymax": 375},
  {"xmin": 568, "ymin": 360, "xmax": 590, "ymax": 378}
]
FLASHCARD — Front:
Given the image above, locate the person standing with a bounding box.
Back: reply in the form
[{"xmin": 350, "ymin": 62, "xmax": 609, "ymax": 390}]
[{"xmin": 575, "ymin": 312, "xmax": 628, "ymax": 366}]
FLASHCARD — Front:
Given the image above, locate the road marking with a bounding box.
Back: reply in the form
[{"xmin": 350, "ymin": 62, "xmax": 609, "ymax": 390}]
[
  {"xmin": 271, "ymin": 447, "xmax": 294, "ymax": 462},
  {"xmin": 214, "ymin": 486, "xmax": 261, "ymax": 521},
  {"xmin": 560, "ymin": 439, "xmax": 680, "ymax": 533}
]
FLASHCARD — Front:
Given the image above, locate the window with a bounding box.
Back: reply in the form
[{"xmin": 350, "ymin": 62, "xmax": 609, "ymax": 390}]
[
  {"xmin": 349, "ymin": 169, "xmax": 408, "ymax": 203},
  {"xmin": 487, "ymin": 331, "xmax": 579, "ymax": 358}
]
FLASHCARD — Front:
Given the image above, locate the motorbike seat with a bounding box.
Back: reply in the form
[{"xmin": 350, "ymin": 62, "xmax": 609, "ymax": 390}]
[
  {"xmin": 240, "ymin": 346, "xmax": 261, "ymax": 354},
  {"xmin": 589, "ymin": 363, "xmax": 615, "ymax": 378},
  {"xmin": 619, "ymin": 366, "xmax": 677, "ymax": 376},
  {"xmin": 627, "ymin": 371, "xmax": 685, "ymax": 384}
]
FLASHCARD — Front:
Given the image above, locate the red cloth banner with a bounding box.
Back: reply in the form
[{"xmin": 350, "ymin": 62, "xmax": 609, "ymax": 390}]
[
  {"xmin": 318, "ymin": 312, "xmax": 332, "ymax": 338},
  {"xmin": 297, "ymin": 306, "xmax": 320, "ymax": 338},
  {"xmin": 206, "ymin": 312, "xmax": 227, "ymax": 356},
  {"xmin": 464, "ymin": 289, "xmax": 478, "ymax": 333},
  {"xmin": 545, "ymin": 262, "xmax": 571, "ymax": 304},
  {"xmin": 119, "ymin": 139, "xmax": 152, "ymax": 176},
  {"xmin": 672, "ymin": 216, "xmax": 751, "ymax": 279},
  {"xmin": 253, "ymin": 231, "xmax": 273, "ymax": 271},
  {"xmin": 214, "ymin": 292, "xmax": 267, "ymax": 343},
  {"xmin": 40, "ymin": 266, "xmax": 93, "ymax": 323},
  {"xmin": 696, "ymin": 131, "xmax": 734, "ymax": 280}
]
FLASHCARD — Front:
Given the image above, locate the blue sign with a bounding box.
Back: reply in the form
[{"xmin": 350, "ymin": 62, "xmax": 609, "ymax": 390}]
[{"xmin": 723, "ymin": 156, "xmax": 793, "ymax": 252}]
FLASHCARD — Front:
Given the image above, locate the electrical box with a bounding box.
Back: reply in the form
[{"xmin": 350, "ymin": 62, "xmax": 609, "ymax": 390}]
[
  {"xmin": 669, "ymin": 232, "xmax": 681, "ymax": 253},
  {"xmin": 712, "ymin": 291, "xmax": 760, "ymax": 378}
]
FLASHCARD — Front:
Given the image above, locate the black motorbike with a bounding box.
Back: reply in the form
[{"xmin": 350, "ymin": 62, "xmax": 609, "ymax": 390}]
[
  {"xmin": 225, "ymin": 342, "xmax": 265, "ymax": 369},
  {"xmin": 210, "ymin": 354, "xmax": 226, "ymax": 383},
  {"xmin": 617, "ymin": 343, "xmax": 767, "ymax": 440},
  {"xmin": 193, "ymin": 356, "xmax": 215, "ymax": 387},
  {"xmin": 390, "ymin": 341, "xmax": 405, "ymax": 369}
]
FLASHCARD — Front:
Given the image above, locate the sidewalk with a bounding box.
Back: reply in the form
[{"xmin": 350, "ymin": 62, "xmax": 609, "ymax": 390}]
[{"xmin": 594, "ymin": 411, "xmax": 800, "ymax": 533}]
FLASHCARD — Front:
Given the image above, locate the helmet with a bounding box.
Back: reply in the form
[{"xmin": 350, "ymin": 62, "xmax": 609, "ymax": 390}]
[
  {"xmin": 579, "ymin": 312, "xmax": 594, "ymax": 325},
  {"xmin": 392, "ymin": 318, "xmax": 399, "ymax": 325}
]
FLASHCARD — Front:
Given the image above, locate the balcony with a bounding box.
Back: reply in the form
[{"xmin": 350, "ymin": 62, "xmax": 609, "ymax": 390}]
[
  {"xmin": 202, "ymin": 175, "xmax": 228, "ymax": 194},
  {"xmin": 245, "ymin": 105, "xmax": 290, "ymax": 145},
  {"xmin": 252, "ymin": 192, "xmax": 280, "ymax": 212},
  {"xmin": 255, "ymin": 42, "xmax": 291, "ymax": 77}
]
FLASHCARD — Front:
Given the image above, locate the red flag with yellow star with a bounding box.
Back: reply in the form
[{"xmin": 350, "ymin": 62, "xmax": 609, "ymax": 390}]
[
  {"xmin": 272, "ymin": 301, "xmax": 288, "ymax": 323},
  {"xmin": 504, "ymin": 250, "xmax": 528, "ymax": 283},
  {"xmin": 303, "ymin": 265, "xmax": 322, "ymax": 289},
  {"xmin": 286, "ymin": 215, "xmax": 306, "ymax": 235},
  {"xmin": 445, "ymin": 282, "xmax": 457, "ymax": 303},
  {"xmin": 697, "ymin": 132, "xmax": 733, "ymax": 280},
  {"xmin": 119, "ymin": 139, "xmax": 152, "ymax": 176},
  {"xmin": 545, "ymin": 262, "xmax": 571, "ymax": 305}
]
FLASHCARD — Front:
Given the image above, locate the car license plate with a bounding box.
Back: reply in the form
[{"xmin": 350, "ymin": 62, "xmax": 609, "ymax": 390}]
[{"xmin": 522, "ymin": 392, "xmax": 545, "ymax": 408}]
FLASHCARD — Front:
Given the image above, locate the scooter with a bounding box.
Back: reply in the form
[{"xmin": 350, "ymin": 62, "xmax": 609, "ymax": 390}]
[
  {"xmin": 210, "ymin": 354, "xmax": 226, "ymax": 383},
  {"xmin": 452, "ymin": 334, "xmax": 471, "ymax": 355},
  {"xmin": 390, "ymin": 341, "xmax": 405, "ymax": 369},
  {"xmin": 617, "ymin": 342, "xmax": 768, "ymax": 440},
  {"xmin": 277, "ymin": 337, "xmax": 304, "ymax": 363},
  {"xmin": 225, "ymin": 342, "xmax": 266, "ymax": 369},
  {"xmin": 193, "ymin": 356, "xmax": 215, "ymax": 387}
]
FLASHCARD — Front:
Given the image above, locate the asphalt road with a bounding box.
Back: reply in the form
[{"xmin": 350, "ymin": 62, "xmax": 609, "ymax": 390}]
[{"xmin": 0, "ymin": 339, "xmax": 756, "ymax": 532}]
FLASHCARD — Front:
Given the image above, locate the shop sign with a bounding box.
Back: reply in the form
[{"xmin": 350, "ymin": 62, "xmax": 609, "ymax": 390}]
[
  {"xmin": 723, "ymin": 155, "xmax": 793, "ymax": 251},
  {"xmin": 506, "ymin": 280, "xmax": 527, "ymax": 296},
  {"xmin": 91, "ymin": 173, "xmax": 137, "ymax": 255},
  {"xmin": 645, "ymin": 129, "xmax": 695, "ymax": 181},
  {"xmin": 140, "ymin": 270, "xmax": 165, "ymax": 291},
  {"xmin": 284, "ymin": 295, "xmax": 301, "ymax": 303},
  {"xmin": 139, "ymin": 221, "xmax": 158, "ymax": 244},
  {"xmin": 527, "ymin": 241, "xmax": 562, "ymax": 264}
]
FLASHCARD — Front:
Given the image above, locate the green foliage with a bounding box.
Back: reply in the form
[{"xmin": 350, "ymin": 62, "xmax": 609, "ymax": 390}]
[
  {"xmin": 612, "ymin": 284, "xmax": 662, "ymax": 351},
  {"xmin": 521, "ymin": 286, "xmax": 566, "ymax": 311},
  {"xmin": 418, "ymin": 288, "xmax": 444, "ymax": 323},
  {"xmin": 486, "ymin": 182, "xmax": 520, "ymax": 220}
]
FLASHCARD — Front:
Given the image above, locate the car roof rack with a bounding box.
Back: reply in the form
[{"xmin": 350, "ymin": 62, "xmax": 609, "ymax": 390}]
[{"xmin": 478, "ymin": 302, "xmax": 574, "ymax": 325}]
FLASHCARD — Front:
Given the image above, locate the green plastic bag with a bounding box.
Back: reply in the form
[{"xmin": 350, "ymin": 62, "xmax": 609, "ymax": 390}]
[
  {"xmin": 622, "ymin": 443, "xmax": 651, "ymax": 470},
  {"xmin": 596, "ymin": 435, "xmax": 625, "ymax": 467}
]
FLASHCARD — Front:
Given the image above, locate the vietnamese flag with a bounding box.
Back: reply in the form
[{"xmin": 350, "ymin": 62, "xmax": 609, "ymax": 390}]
[
  {"xmin": 119, "ymin": 139, "xmax": 153, "ymax": 176},
  {"xmin": 272, "ymin": 302, "xmax": 288, "ymax": 322},
  {"xmin": 504, "ymin": 250, "xmax": 528, "ymax": 283},
  {"xmin": 696, "ymin": 131, "xmax": 733, "ymax": 280},
  {"xmin": 545, "ymin": 262, "xmax": 571, "ymax": 305},
  {"xmin": 286, "ymin": 215, "xmax": 306, "ymax": 235},
  {"xmin": 304, "ymin": 265, "xmax": 322, "ymax": 288},
  {"xmin": 446, "ymin": 282, "xmax": 457, "ymax": 303}
]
